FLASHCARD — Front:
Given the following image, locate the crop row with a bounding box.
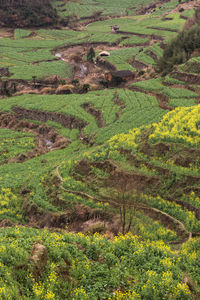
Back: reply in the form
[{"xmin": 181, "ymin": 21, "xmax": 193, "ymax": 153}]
[
  {"xmin": 86, "ymin": 14, "xmax": 183, "ymax": 38},
  {"xmin": 0, "ymin": 89, "xmax": 166, "ymax": 144},
  {"xmin": 132, "ymin": 78, "xmax": 198, "ymax": 98},
  {"xmin": 103, "ymin": 47, "xmax": 140, "ymax": 71}
]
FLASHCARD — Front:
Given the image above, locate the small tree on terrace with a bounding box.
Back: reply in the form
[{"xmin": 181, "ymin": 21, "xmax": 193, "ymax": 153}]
[
  {"xmin": 87, "ymin": 47, "xmax": 95, "ymax": 62},
  {"xmin": 102, "ymin": 177, "xmax": 147, "ymax": 234}
]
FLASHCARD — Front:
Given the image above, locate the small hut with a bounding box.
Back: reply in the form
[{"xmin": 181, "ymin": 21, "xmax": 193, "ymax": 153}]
[
  {"xmin": 99, "ymin": 51, "xmax": 110, "ymax": 57},
  {"xmin": 111, "ymin": 25, "xmax": 120, "ymax": 33}
]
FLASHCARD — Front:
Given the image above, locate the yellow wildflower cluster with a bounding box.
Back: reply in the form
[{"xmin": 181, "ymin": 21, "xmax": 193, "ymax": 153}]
[
  {"xmin": 161, "ymin": 271, "xmax": 173, "ymax": 285},
  {"xmin": 180, "ymin": 237, "xmax": 200, "ymax": 263},
  {"xmin": 112, "ymin": 289, "xmax": 141, "ymax": 299},
  {"xmin": 0, "ymin": 188, "xmax": 17, "ymax": 207},
  {"xmin": 160, "ymin": 257, "xmax": 174, "ymax": 268},
  {"xmin": 149, "ymin": 105, "xmax": 200, "ymax": 146},
  {"xmin": 72, "ymin": 287, "xmax": 88, "ymax": 299},
  {"xmin": 0, "ymin": 285, "xmax": 13, "ymax": 300},
  {"xmin": 170, "ymin": 282, "xmax": 191, "ymax": 298},
  {"xmin": 109, "ymin": 128, "xmax": 141, "ymax": 149},
  {"xmin": 0, "ymin": 226, "xmax": 197, "ymax": 299},
  {"xmin": 33, "ymin": 281, "xmax": 45, "ymax": 298},
  {"xmin": 32, "ymin": 263, "xmax": 57, "ymax": 299},
  {"xmin": 0, "ymin": 188, "xmax": 21, "ymax": 219}
]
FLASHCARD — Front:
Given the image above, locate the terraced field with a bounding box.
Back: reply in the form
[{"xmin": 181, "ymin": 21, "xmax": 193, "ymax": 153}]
[
  {"xmin": 1, "ymin": 0, "xmax": 200, "ymax": 299},
  {"xmin": 53, "ymin": 0, "xmax": 163, "ymax": 18},
  {"xmin": 0, "ymin": 10, "xmax": 190, "ymax": 82},
  {"xmin": 1, "ymin": 103, "xmax": 200, "ymax": 299}
]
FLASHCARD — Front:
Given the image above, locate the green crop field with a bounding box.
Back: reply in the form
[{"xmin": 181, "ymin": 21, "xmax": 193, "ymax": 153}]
[
  {"xmin": 86, "ymin": 15, "xmax": 182, "ymax": 37},
  {"xmin": 169, "ymin": 98, "xmax": 197, "ymax": 107},
  {"xmin": 0, "ymin": 37, "xmax": 73, "ymax": 79},
  {"xmin": 119, "ymin": 35, "xmax": 149, "ymax": 46},
  {"xmin": 53, "ymin": 0, "xmax": 158, "ymax": 18},
  {"xmin": 0, "ymin": 89, "xmax": 166, "ymax": 143},
  {"xmin": 9, "ymin": 60, "xmax": 71, "ymax": 80},
  {"xmin": 102, "ymin": 47, "xmax": 140, "ymax": 71},
  {"xmin": 132, "ymin": 78, "xmax": 198, "ymax": 99}
]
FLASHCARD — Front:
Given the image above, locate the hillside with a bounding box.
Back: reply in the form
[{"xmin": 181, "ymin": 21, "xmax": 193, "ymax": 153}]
[
  {"xmin": 0, "ymin": 0, "xmax": 200, "ymax": 299},
  {"xmin": 157, "ymin": 8, "xmax": 200, "ymax": 74},
  {"xmin": 0, "ymin": 0, "xmax": 58, "ymax": 27}
]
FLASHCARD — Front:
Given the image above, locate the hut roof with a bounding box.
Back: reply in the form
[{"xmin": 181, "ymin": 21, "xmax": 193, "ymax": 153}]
[
  {"xmin": 99, "ymin": 51, "xmax": 110, "ymax": 56},
  {"xmin": 111, "ymin": 25, "xmax": 119, "ymax": 29}
]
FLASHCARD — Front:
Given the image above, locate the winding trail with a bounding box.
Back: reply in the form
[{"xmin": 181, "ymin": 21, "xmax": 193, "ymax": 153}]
[{"xmin": 55, "ymin": 164, "xmax": 192, "ymax": 242}]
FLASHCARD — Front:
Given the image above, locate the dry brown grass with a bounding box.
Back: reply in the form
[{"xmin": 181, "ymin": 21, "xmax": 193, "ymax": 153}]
[{"xmin": 0, "ymin": 28, "xmax": 13, "ymax": 38}]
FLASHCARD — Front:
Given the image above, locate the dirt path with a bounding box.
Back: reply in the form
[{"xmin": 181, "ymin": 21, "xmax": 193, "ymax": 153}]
[
  {"xmin": 141, "ymin": 206, "xmax": 189, "ymax": 239},
  {"xmin": 48, "ymin": 159, "xmax": 196, "ymax": 242},
  {"xmin": 167, "ymin": 198, "xmax": 200, "ymax": 220},
  {"xmin": 56, "ymin": 160, "xmax": 191, "ymax": 241},
  {"xmin": 117, "ymin": 30, "xmax": 164, "ymax": 41}
]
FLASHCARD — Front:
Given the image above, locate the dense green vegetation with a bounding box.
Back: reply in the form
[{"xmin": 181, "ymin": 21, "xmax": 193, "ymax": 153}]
[
  {"xmin": 0, "ymin": 227, "xmax": 197, "ymax": 299},
  {"xmin": 0, "ymin": 0, "xmax": 58, "ymax": 27},
  {"xmin": 157, "ymin": 9, "xmax": 200, "ymax": 74},
  {"xmin": 1, "ymin": 0, "xmax": 200, "ymax": 299}
]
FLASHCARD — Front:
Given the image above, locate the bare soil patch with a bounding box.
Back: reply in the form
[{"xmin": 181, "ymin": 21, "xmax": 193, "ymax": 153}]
[
  {"xmin": 145, "ymin": 49, "xmax": 158, "ymax": 61},
  {"xmin": 105, "ymin": 167, "xmax": 160, "ymax": 192},
  {"xmin": 82, "ymin": 102, "xmax": 105, "ymax": 128},
  {"xmin": 113, "ymin": 91, "xmax": 125, "ymax": 120},
  {"xmin": 131, "ymin": 59, "xmax": 148, "ymax": 70},
  {"xmin": 12, "ymin": 106, "xmax": 87, "ymax": 130},
  {"xmin": 170, "ymin": 0, "xmax": 200, "ymax": 14},
  {"xmin": 0, "ymin": 112, "xmax": 70, "ymax": 163},
  {"xmin": 171, "ymin": 71, "xmax": 200, "ymax": 85},
  {"xmin": 54, "ymin": 43, "xmax": 135, "ymax": 85},
  {"xmin": 0, "ymin": 28, "xmax": 13, "ymax": 38}
]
